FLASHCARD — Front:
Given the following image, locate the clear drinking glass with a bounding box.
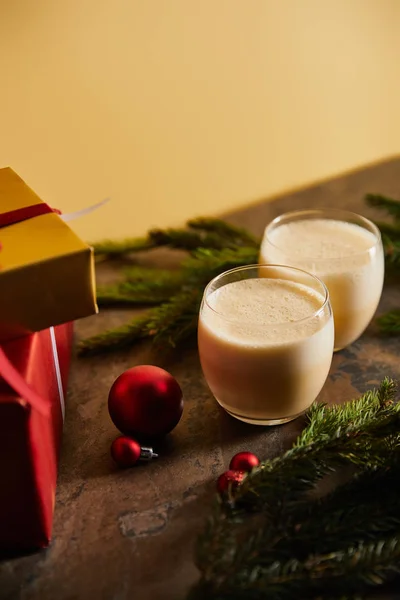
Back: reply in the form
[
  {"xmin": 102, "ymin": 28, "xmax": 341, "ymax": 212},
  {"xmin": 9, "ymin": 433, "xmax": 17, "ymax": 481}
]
[
  {"xmin": 259, "ymin": 209, "xmax": 384, "ymax": 351},
  {"xmin": 198, "ymin": 264, "xmax": 334, "ymax": 425}
]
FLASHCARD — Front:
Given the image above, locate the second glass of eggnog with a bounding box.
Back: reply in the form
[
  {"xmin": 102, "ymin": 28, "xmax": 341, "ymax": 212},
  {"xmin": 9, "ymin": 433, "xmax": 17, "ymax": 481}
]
[
  {"xmin": 260, "ymin": 209, "xmax": 384, "ymax": 351},
  {"xmin": 198, "ymin": 265, "xmax": 334, "ymax": 425}
]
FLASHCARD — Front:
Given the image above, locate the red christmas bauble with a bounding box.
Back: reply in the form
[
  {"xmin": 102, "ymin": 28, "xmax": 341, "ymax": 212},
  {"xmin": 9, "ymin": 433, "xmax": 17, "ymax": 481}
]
[
  {"xmin": 108, "ymin": 365, "xmax": 184, "ymax": 438},
  {"xmin": 216, "ymin": 470, "xmax": 245, "ymax": 494},
  {"xmin": 111, "ymin": 436, "xmax": 141, "ymax": 468},
  {"xmin": 229, "ymin": 451, "xmax": 260, "ymax": 472}
]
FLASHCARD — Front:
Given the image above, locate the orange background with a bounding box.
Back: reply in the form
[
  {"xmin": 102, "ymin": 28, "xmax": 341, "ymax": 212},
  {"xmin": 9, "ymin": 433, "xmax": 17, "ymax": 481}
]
[{"xmin": 0, "ymin": 0, "xmax": 399, "ymax": 242}]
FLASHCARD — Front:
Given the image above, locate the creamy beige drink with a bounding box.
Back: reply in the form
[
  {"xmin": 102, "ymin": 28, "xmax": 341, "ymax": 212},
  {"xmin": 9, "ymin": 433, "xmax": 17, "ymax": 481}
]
[
  {"xmin": 260, "ymin": 211, "xmax": 384, "ymax": 350},
  {"xmin": 198, "ymin": 266, "xmax": 334, "ymax": 425}
]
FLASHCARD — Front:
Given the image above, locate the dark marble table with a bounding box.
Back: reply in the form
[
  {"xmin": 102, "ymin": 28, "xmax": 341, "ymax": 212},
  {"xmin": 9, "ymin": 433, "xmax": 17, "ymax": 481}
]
[{"xmin": 1, "ymin": 158, "xmax": 400, "ymax": 600}]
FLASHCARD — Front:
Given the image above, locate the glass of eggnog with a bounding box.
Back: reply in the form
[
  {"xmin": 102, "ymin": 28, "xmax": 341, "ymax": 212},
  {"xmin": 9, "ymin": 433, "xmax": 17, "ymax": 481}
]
[
  {"xmin": 198, "ymin": 264, "xmax": 334, "ymax": 425},
  {"xmin": 259, "ymin": 209, "xmax": 384, "ymax": 351}
]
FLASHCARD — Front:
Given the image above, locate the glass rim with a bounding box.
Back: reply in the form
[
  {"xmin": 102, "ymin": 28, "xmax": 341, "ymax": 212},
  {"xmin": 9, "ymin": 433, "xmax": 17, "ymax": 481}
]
[
  {"xmin": 202, "ymin": 263, "xmax": 330, "ymax": 328},
  {"xmin": 264, "ymin": 208, "xmax": 381, "ymax": 261}
]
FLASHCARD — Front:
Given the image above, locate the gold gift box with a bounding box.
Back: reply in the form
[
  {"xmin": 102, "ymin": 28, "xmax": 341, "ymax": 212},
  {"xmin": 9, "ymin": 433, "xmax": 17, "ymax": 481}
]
[{"xmin": 0, "ymin": 167, "xmax": 98, "ymax": 341}]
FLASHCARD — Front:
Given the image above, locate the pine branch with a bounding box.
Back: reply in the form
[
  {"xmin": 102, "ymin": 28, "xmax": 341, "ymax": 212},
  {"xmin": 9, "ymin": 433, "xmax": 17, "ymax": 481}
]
[
  {"xmin": 78, "ymin": 289, "xmax": 201, "ymax": 356},
  {"xmin": 382, "ymin": 234, "xmax": 400, "ymax": 265},
  {"xmin": 96, "ymin": 287, "xmax": 172, "ymax": 307},
  {"xmin": 239, "ymin": 457, "xmax": 400, "ymax": 573},
  {"xmin": 211, "ymin": 537, "xmax": 400, "ymax": 600},
  {"xmin": 233, "ymin": 379, "xmax": 398, "ymax": 511},
  {"xmin": 92, "ymin": 217, "xmax": 257, "ymax": 259},
  {"xmin": 192, "ymin": 381, "xmax": 400, "ymax": 599},
  {"xmin": 196, "ymin": 480, "xmax": 400, "ymax": 599},
  {"xmin": 122, "ymin": 266, "xmax": 183, "ymax": 285},
  {"xmin": 187, "ymin": 217, "xmax": 260, "ymax": 247},
  {"xmin": 92, "ymin": 237, "xmax": 156, "ymax": 257},
  {"xmin": 119, "ymin": 281, "xmax": 177, "ymax": 298},
  {"xmin": 366, "ymin": 194, "xmax": 400, "ymax": 220},
  {"xmin": 377, "ymin": 310, "xmax": 400, "ymax": 334},
  {"xmin": 78, "ymin": 314, "xmax": 151, "ymax": 355},
  {"xmin": 183, "ymin": 247, "xmax": 259, "ymax": 284},
  {"xmin": 195, "ymin": 382, "xmax": 399, "ymax": 583},
  {"xmin": 96, "ymin": 289, "xmax": 162, "ymax": 307},
  {"xmin": 146, "ymin": 288, "xmax": 202, "ymax": 348},
  {"xmin": 365, "ymin": 193, "xmax": 400, "ymax": 335},
  {"xmin": 374, "ymin": 223, "xmax": 400, "ymax": 263},
  {"xmin": 119, "ymin": 277, "xmax": 181, "ymax": 298},
  {"xmin": 96, "ymin": 268, "xmax": 183, "ymax": 307},
  {"xmin": 148, "ymin": 227, "xmax": 239, "ymax": 251},
  {"xmin": 375, "ymin": 222, "xmax": 400, "ymax": 241},
  {"xmin": 275, "ymin": 463, "xmax": 400, "ymax": 561},
  {"xmin": 193, "ymin": 503, "xmax": 239, "ymax": 583}
]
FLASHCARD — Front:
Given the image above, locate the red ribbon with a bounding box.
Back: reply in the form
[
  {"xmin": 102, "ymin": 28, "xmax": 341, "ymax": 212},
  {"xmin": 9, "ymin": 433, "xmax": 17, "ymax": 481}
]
[
  {"xmin": 0, "ymin": 202, "xmax": 61, "ymax": 416},
  {"xmin": 0, "ymin": 346, "xmax": 49, "ymax": 415},
  {"xmin": 0, "ymin": 202, "xmax": 60, "ymax": 229}
]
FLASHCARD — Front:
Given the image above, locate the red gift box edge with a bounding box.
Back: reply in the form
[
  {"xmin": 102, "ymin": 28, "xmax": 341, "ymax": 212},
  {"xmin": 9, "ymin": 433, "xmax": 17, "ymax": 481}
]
[{"xmin": 0, "ymin": 323, "xmax": 73, "ymax": 552}]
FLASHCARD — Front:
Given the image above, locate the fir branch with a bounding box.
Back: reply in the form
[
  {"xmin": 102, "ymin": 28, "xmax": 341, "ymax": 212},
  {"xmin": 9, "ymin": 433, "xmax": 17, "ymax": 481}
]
[
  {"xmin": 365, "ymin": 192, "xmax": 400, "ymax": 335},
  {"xmin": 118, "ymin": 281, "xmax": 178, "ymax": 298},
  {"xmin": 197, "ymin": 384, "xmax": 400, "ymax": 585},
  {"xmin": 211, "ymin": 537, "xmax": 400, "ymax": 600},
  {"xmin": 96, "ymin": 289, "xmax": 161, "ymax": 307},
  {"xmin": 233, "ymin": 379, "xmax": 398, "ymax": 511},
  {"xmin": 375, "ymin": 222, "xmax": 400, "ymax": 241},
  {"xmin": 382, "ymin": 234, "xmax": 400, "ymax": 265},
  {"xmin": 275, "ymin": 464, "xmax": 400, "ymax": 561},
  {"xmin": 195, "ymin": 504, "xmax": 239, "ymax": 579},
  {"xmin": 183, "ymin": 247, "xmax": 259, "ymax": 284},
  {"xmin": 146, "ymin": 288, "xmax": 202, "ymax": 348},
  {"xmin": 187, "ymin": 217, "xmax": 260, "ymax": 247},
  {"xmin": 193, "ymin": 381, "xmax": 400, "ymax": 600},
  {"xmin": 366, "ymin": 194, "xmax": 400, "ymax": 220},
  {"xmin": 373, "ymin": 223, "xmax": 400, "ymax": 264},
  {"xmin": 92, "ymin": 237, "xmax": 156, "ymax": 257},
  {"xmin": 78, "ymin": 289, "xmax": 201, "ymax": 356},
  {"xmin": 96, "ymin": 268, "xmax": 183, "ymax": 307},
  {"xmin": 96, "ymin": 287, "xmax": 171, "ymax": 307},
  {"xmin": 377, "ymin": 310, "xmax": 400, "ymax": 334},
  {"xmin": 92, "ymin": 217, "xmax": 257, "ymax": 259},
  {"xmin": 238, "ymin": 458, "xmax": 400, "ymax": 573},
  {"xmin": 122, "ymin": 266, "xmax": 183, "ymax": 285},
  {"xmin": 148, "ymin": 227, "xmax": 238, "ymax": 251},
  {"xmin": 119, "ymin": 277, "xmax": 181, "ymax": 298},
  {"xmin": 78, "ymin": 314, "xmax": 150, "ymax": 355}
]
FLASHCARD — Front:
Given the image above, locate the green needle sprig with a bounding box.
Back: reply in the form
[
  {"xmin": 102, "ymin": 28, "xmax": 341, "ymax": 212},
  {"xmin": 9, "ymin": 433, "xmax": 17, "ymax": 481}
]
[{"xmin": 191, "ymin": 380, "xmax": 400, "ymax": 600}]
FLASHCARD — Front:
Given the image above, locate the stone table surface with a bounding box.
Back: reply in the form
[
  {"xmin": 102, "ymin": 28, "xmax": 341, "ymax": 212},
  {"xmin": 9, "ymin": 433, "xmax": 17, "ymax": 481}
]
[{"xmin": 1, "ymin": 158, "xmax": 400, "ymax": 600}]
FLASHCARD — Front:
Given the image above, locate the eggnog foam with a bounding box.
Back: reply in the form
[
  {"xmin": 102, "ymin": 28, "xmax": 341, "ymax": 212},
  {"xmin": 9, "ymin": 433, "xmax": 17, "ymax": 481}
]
[
  {"xmin": 264, "ymin": 219, "xmax": 377, "ymax": 269},
  {"xmin": 204, "ymin": 278, "xmax": 326, "ymax": 345}
]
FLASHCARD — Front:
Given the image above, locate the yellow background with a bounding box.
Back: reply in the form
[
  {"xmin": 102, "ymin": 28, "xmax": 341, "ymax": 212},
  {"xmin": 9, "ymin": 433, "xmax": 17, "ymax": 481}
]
[{"xmin": 0, "ymin": 0, "xmax": 399, "ymax": 242}]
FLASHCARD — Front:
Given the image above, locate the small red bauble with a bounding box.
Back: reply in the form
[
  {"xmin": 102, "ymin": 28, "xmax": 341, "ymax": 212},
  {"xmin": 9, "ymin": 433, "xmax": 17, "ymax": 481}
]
[
  {"xmin": 229, "ymin": 452, "xmax": 260, "ymax": 472},
  {"xmin": 111, "ymin": 436, "xmax": 158, "ymax": 468},
  {"xmin": 111, "ymin": 436, "xmax": 141, "ymax": 468},
  {"xmin": 216, "ymin": 470, "xmax": 245, "ymax": 494},
  {"xmin": 108, "ymin": 365, "xmax": 184, "ymax": 438}
]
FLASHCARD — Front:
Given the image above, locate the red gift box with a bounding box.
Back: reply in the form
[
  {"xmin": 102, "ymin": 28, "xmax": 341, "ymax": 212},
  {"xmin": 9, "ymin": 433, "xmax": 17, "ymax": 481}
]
[{"xmin": 0, "ymin": 323, "xmax": 73, "ymax": 551}]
